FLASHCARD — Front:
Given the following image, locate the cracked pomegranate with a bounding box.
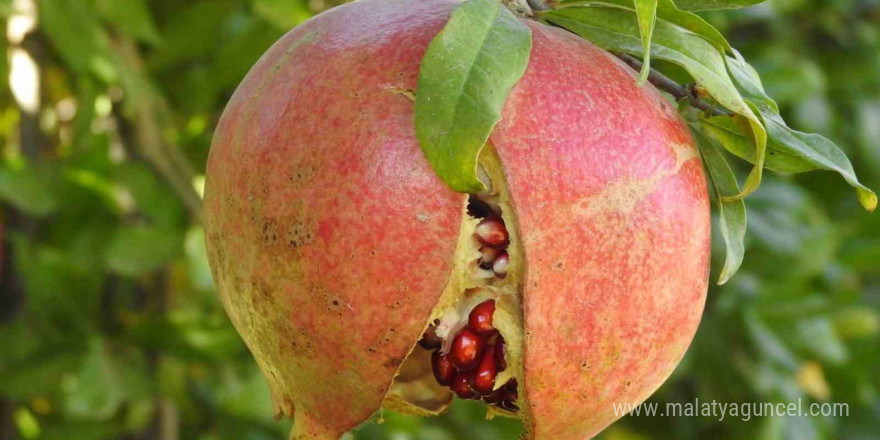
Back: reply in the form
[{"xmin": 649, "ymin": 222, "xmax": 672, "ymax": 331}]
[{"xmin": 204, "ymin": 0, "xmax": 710, "ymax": 438}]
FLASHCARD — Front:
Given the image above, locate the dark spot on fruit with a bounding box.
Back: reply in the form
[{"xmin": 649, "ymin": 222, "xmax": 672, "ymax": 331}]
[
  {"xmin": 262, "ymin": 220, "xmax": 279, "ymax": 245},
  {"xmin": 384, "ymin": 356, "xmax": 402, "ymax": 368}
]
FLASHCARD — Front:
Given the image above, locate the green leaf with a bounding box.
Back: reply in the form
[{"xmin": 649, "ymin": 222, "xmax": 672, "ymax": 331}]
[
  {"xmin": 656, "ymin": 0, "xmax": 731, "ymax": 52},
  {"xmin": 251, "ymin": 0, "xmax": 311, "ymax": 30},
  {"xmin": 114, "ymin": 163, "xmax": 187, "ymax": 228},
  {"xmin": 726, "ymin": 53, "xmax": 778, "ymax": 111},
  {"xmin": 39, "ymin": 0, "xmax": 114, "ymax": 78},
  {"xmin": 415, "ymin": 0, "xmax": 532, "ymax": 193},
  {"xmin": 565, "ymin": 0, "xmax": 732, "ymax": 52},
  {"xmin": 64, "ymin": 338, "xmax": 151, "ymax": 420},
  {"xmin": 104, "ymin": 225, "xmax": 184, "ymax": 276},
  {"xmin": 543, "ymin": 6, "xmax": 766, "ymax": 199},
  {"xmin": 671, "ymin": 0, "xmax": 768, "ymax": 11},
  {"xmin": 744, "ymin": 308, "xmax": 799, "ymax": 370},
  {"xmin": 833, "ymin": 307, "xmax": 880, "ymax": 340},
  {"xmin": 634, "ymin": 0, "xmax": 658, "ymax": 84},
  {"xmin": 0, "ymin": 165, "xmax": 59, "ymax": 217},
  {"xmin": 697, "ymin": 114, "xmax": 817, "ymax": 173},
  {"xmin": 0, "ymin": 349, "xmax": 84, "ymax": 399},
  {"xmin": 149, "ymin": 1, "xmax": 235, "ymax": 72},
  {"xmin": 96, "ymin": 0, "xmax": 161, "ymax": 44},
  {"xmin": 756, "ymin": 105, "xmax": 877, "ymax": 212},
  {"xmin": 211, "ymin": 17, "xmax": 285, "ymax": 90},
  {"xmin": 793, "ymin": 318, "xmax": 848, "ymax": 365},
  {"xmin": 693, "ymin": 128, "xmax": 746, "ymax": 284}
]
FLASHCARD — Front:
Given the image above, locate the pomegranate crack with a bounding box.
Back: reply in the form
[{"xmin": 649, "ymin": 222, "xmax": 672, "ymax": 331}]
[{"xmin": 415, "ymin": 197, "xmax": 519, "ymax": 412}]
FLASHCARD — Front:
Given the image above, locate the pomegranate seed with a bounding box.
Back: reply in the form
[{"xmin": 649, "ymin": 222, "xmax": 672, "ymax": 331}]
[
  {"xmin": 492, "ymin": 252, "xmax": 509, "ymax": 278},
  {"xmin": 451, "ymin": 372, "xmax": 477, "ymax": 399},
  {"xmin": 495, "ymin": 338, "xmax": 507, "ymax": 372},
  {"xmin": 418, "ymin": 324, "xmax": 442, "ymax": 350},
  {"xmin": 479, "ymin": 246, "xmax": 500, "ymax": 268},
  {"xmin": 431, "ymin": 351, "xmax": 455, "ymax": 386},
  {"xmin": 468, "ymin": 300, "xmax": 497, "ymax": 337},
  {"xmin": 470, "ymin": 345, "xmax": 497, "ymax": 395},
  {"xmin": 475, "ymin": 218, "xmax": 509, "ymax": 249},
  {"xmin": 448, "ymin": 329, "xmax": 485, "ymax": 372}
]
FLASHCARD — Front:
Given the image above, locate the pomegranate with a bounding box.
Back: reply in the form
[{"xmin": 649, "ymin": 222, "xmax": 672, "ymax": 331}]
[{"xmin": 204, "ymin": 0, "xmax": 710, "ymax": 438}]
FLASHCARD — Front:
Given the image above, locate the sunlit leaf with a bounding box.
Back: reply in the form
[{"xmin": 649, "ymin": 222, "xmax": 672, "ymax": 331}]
[
  {"xmin": 415, "ymin": 0, "xmax": 531, "ymax": 193},
  {"xmin": 634, "ymin": 0, "xmax": 658, "ymax": 84},
  {"xmin": 698, "ymin": 114, "xmax": 817, "ymax": 173},
  {"xmin": 564, "ymin": 0, "xmax": 732, "ymax": 52},
  {"xmin": 757, "ymin": 104, "xmax": 877, "ymax": 211}
]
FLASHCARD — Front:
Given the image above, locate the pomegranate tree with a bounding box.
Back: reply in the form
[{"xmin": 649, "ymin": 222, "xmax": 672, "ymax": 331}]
[{"xmin": 204, "ymin": 0, "xmax": 873, "ymax": 439}]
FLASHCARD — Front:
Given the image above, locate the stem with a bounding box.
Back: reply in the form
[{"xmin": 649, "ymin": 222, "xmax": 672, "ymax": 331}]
[
  {"xmin": 525, "ymin": 0, "xmax": 727, "ymax": 116},
  {"xmin": 616, "ymin": 54, "xmax": 726, "ymax": 116},
  {"xmin": 110, "ymin": 35, "xmax": 204, "ymax": 224},
  {"xmin": 526, "ymin": 0, "xmax": 550, "ymax": 12}
]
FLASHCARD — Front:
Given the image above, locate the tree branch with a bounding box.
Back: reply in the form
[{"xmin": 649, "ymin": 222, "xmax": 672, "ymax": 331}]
[
  {"xmin": 109, "ymin": 36, "xmax": 204, "ymax": 223},
  {"xmin": 616, "ymin": 53, "xmax": 726, "ymax": 116},
  {"xmin": 526, "ymin": 0, "xmax": 550, "ymax": 12}
]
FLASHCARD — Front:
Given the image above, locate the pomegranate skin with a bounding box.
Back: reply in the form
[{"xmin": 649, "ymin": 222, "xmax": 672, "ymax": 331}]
[
  {"xmin": 204, "ymin": 0, "xmax": 710, "ymax": 439},
  {"xmin": 204, "ymin": 1, "xmax": 464, "ymax": 438},
  {"xmin": 489, "ymin": 24, "xmax": 710, "ymax": 440}
]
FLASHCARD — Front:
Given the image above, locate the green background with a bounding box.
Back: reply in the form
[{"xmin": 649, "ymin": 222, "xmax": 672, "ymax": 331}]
[{"xmin": 0, "ymin": 0, "xmax": 878, "ymax": 439}]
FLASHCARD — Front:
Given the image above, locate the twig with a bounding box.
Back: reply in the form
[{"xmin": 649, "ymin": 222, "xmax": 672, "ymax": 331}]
[
  {"xmin": 616, "ymin": 54, "xmax": 726, "ymax": 116},
  {"xmin": 524, "ymin": 0, "xmax": 727, "ymax": 116},
  {"xmin": 110, "ymin": 36, "xmax": 204, "ymax": 223},
  {"xmin": 526, "ymin": 0, "xmax": 551, "ymax": 12}
]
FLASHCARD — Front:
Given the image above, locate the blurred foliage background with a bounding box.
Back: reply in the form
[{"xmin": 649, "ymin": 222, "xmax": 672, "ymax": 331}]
[{"xmin": 0, "ymin": 0, "xmax": 877, "ymax": 439}]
